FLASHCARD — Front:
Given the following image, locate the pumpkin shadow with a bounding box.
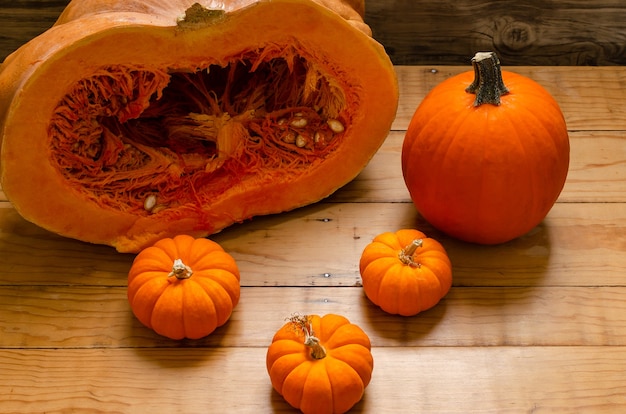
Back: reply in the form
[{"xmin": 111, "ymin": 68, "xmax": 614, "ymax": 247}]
[
  {"xmin": 443, "ymin": 220, "xmax": 553, "ymax": 289},
  {"xmin": 0, "ymin": 207, "xmax": 135, "ymax": 284},
  {"xmin": 359, "ymin": 217, "xmax": 554, "ymax": 345},
  {"xmin": 268, "ymin": 381, "xmax": 372, "ymax": 413},
  {"xmin": 360, "ymin": 291, "xmax": 450, "ymax": 344},
  {"xmin": 402, "ymin": 208, "xmax": 554, "ymax": 289},
  {"xmin": 353, "ymin": 215, "xmax": 451, "ymax": 344},
  {"xmin": 268, "ymin": 387, "xmax": 294, "ymax": 412},
  {"xmin": 128, "ymin": 315, "xmax": 237, "ymax": 367}
]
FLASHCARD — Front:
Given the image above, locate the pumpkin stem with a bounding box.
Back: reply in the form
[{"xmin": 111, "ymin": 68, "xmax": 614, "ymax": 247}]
[
  {"xmin": 177, "ymin": 3, "xmax": 226, "ymax": 30},
  {"xmin": 399, "ymin": 239, "xmax": 423, "ymax": 268},
  {"xmin": 168, "ymin": 258, "xmax": 193, "ymax": 279},
  {"xmin": 465, "ymin": 51, "xmax": 510, "ymax": 106},
  {"xmin": 288, "ymin": 314, "xmax": 327, "ymax": 360}
]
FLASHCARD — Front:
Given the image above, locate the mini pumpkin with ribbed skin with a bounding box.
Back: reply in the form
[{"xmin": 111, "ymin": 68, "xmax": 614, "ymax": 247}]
[
  {"xmin": 127, "ymin": 234, "xmax": 240, "ymax": 340},
  {"xmin": 266, "ymin": 313, "xmax": 373, "ymax": 414},
  {"xmin": 359, "ymin": 229, "xmax": 452, "ymax": 316}
]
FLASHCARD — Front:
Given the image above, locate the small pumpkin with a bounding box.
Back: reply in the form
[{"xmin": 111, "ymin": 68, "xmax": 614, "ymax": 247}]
[
  {"xmin": 359, "ymin": 229, "xmax": 452, "ymax": 316},
  {"xmin": 402, "ymin": 51, "xmax": 570, "ymax": 244},
  {"xmin": 127, "ymin": 234, "xmax": 240, "ymax": 340},
  {"xmin": 266, "ymin": 313, "xmax": 373, "ymax": 414},
  {"xmin": 0, "ymin": 0, "xmax": 398, "ymax": 253}
]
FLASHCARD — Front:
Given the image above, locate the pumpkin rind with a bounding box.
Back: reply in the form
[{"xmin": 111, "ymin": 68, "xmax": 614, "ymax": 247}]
[
  {"xmin": 0, "ymin": 0, "xmax": 398, "ymax": 253},
  {"xmin": 401, "ymin": 53, "xmax": 569, "ymax": 244},
  {"xmin": 266, "ymin": 313, "xmax": 373, "ymax": 414},
  {"xmin": 359, "ymin": 229, "xmax": 452, "ymax": 316},
  {"xmin": 127, "ymin": 234, "xmax": 240, "ymax": 339}
]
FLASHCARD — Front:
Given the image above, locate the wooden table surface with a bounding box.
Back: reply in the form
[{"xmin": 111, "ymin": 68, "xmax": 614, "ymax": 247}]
[{"xmin": 1, "ymin": 64, "xmax": 626, "ymax": 412}]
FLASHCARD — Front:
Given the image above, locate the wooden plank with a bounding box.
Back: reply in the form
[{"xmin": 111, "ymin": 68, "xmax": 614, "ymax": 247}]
[
  {"xmin": 3, "ymin": 285, "xmax": 626, "ymax": 348},
  {"xmin": 215, "ymin": 202, "xmax": 626, "ymax": 288},
  {"xmin": 1, "ymin": 346, "xmax": 625, "ymax": 412},
  {"xmin": 3, "ymin": 1, "xmax": 626, "ymax": 66},
  {"xmin": 333, "ymin": 130, "xmax": 626, "ymax": 203},
  {"xmin": 365, "ymin": 0, "xmax": 626, "ymax": 65},
  {"xmin": 393, "ymin": 66, "xmax": 626, "ymax": 132},
  {"xmin": 0, "ymin": 203, "xmax": 134, "ymax": 285},
  {"xmin": 1, "ymin": 201, "xmax": 625, "ymax": 287},
  {"xmin": 560, "ymin": 131, "xmax": 626, "ymax": 202},
  {"xmin": 0, "ymin": 1, "xmax": 66, "ymax": 61}
]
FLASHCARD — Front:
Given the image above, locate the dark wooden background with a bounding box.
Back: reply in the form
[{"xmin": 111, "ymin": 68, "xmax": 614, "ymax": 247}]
[{"xmin": 1, "ymin": 0, "xmax": 626, "ymax": 65}]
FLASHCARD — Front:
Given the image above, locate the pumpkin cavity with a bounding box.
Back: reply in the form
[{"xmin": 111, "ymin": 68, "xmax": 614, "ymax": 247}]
[{"xmin": 48, "ymin": 45, "xmax": 350, "ymax": 215}]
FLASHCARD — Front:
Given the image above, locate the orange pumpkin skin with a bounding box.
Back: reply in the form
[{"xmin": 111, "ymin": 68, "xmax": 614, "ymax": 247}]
[
  {"xmin": 266, "ymin": 314, "xmax": 373, "ymax": 414},
  {"xmin": 127, "ymin": 234, "xmax": 240, "ymax": 340},
  {"xmin": 0, "ymin": 0, "xmax": 398, "ymax": 253},
  {"xmin": 359, "ymin": 229, "xmax": 452, "ymax": 316},
  {"xmin": 401, "ymin": 54, "xmax": 570, "ymax": 244}
]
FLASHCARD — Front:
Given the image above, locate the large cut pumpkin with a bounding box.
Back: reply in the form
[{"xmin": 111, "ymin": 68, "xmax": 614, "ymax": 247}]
[
  {"xmin": 0, "ymin": 0, "xmax": 398, "ymax": 253},
  {"xmin": 402, "ymin": 52, "xmax": 569, "ymax": 244}
]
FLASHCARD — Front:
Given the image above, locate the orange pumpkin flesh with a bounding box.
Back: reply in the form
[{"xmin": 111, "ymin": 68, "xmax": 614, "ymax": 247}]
[
  {"xmin": 0, "ymin": 0, "xmax": 398, "ymax": 253},
  {"xmin": 266, "ymin": 314, "xmax": 373, "ymax": 414},
  {"xmin": 359, "ymin": 229, "xmax": 452, "ymax": 316},
  {"xmin": 127, "ymin": 234, "xmax": 240, "ymax": 340},
  {"xmin": 402, "ymin": 52, "xmax": 569, "ymax": 244}
]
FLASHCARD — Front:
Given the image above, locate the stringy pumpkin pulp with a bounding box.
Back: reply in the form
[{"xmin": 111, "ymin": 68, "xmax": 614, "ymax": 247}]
[{"xmin": 49, "ymin": 48, "xmax": 349, "ymax": 215}]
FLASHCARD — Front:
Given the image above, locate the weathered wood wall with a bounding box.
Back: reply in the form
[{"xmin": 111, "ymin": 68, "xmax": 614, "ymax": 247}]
[
  {"xmin": 0, "ymin": 0, "xmax": 64, "ymax": 61},
  {"xmin": 1, "ymin": 0, "xmax": 625, "ymax": 65},
  {"xmin": 365, "ymin": 0, "xmax": 626, "ymax": 65}
]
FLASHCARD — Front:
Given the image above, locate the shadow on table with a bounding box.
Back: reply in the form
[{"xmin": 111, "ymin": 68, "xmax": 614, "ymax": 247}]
[{"xmin": 359, "ymin": 219, "xmax": 555, "ymax": 345}]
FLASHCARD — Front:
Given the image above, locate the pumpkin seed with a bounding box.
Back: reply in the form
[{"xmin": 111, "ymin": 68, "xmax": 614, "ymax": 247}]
[
  {"xmin": 290, "ymin": 117, "xmax": 308, "ymax": 128},
  {"xmin": 296, "ymin": 134, "xmax": 307, "ymax": 148},
  {"xmin": 144, "ymin": 194, "xmax": 157, "ymax": 211},
  {"xmin": 327, "ymin": 119, "xmax": 344, "ymax": 133},
  {"xmin": 282, "ymin": 131, "xmax": 296, "ymax": 144}
]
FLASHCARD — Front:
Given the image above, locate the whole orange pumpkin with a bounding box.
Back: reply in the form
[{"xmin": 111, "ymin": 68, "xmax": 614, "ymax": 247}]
[
  {"xmin": 266, "ymin": 313, "xmax": 373, "ymax": 414},
  {"xmin": 0, "ymin": 0, "xmax": 398, "ymax": 253},
  {"xmin": 127, "ymin": 234, "xmax": 240, "ymax": 340},
  {"xmin": 359, "ymin": 229, "xmax": 452, "ymax": 316},
  {"xmin": 402, "ymin": 52, "xmax": 570, "ymax": 244}
]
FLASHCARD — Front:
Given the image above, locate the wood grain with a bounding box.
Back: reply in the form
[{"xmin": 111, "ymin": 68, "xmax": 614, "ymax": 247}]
[
  {"xmin": 365, "ymin": 0, "xmax": 626, "ymax": 65},
  {"xmin": 0, "ymin": 0, "xmax": 66, "ymax": 61},
  {"xmin": 333, "ymin": 130, "xmax": 626, "ymax": 203},
  {"xmin": 2, "ymin": 347, "xmax": 626, "ymax": 413},
  {"xmin": 2, "ymin": 201, "xmax": 625, "ymax": 288},
  {"xmin": 393, "ymin": 66, "xmax": 626, "ymax": 132},
  {"xmin": 1, "ymin": 7, "xmax": 626, "ymax": 410},
  {"xmin": 3, "ymin": 285, "xmax": 626, "ymax": 348},
  {"xmin": 2, "ymin": 1, "xmax": 626, "ymax": 65}
]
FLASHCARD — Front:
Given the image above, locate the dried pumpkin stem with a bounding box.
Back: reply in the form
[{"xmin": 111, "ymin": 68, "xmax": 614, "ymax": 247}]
[
  {"xmin": 177, "ymin": 3, "xmax": 225, "ymax": 30},
  {"xmin": 288, "ymin": 314, "xmax": 326, "ymax": 359},
  {"xmin": 168, "ymin": 258, "xmax": 193, "ymax": 279},
  {"xmin": 465, "ymin": 51, "xmax": 510, "ymax": 106},
  {"xmin": 399, "ymin": 239, "xmax": 423, "ymax": 268}
]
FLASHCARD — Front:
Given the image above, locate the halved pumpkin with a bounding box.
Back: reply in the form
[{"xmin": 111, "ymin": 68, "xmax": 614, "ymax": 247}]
[{"xmin": 0, "ymin": 0, "xmax": 398, "ymax": 252}]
